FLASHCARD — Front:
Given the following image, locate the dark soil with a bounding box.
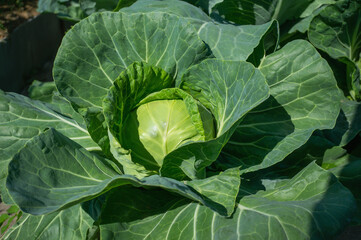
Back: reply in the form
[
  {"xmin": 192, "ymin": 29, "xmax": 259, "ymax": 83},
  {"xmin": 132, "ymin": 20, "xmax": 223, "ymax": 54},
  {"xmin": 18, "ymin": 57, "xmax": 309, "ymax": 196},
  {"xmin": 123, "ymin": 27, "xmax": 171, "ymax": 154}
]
[
  {"xmin": 0, "ymin": 0, "xmax": 39, "ymax": 40},
  {"xmin": 337, "ymin": 225, "xmax": 361, "ymax": 240}
]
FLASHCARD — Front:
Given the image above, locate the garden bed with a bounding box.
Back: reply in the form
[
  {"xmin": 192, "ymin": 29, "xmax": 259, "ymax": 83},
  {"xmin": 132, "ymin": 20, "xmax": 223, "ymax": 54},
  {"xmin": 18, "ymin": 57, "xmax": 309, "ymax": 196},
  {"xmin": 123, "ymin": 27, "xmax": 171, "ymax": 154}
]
[
  {"xmin": 0, "ymin": 0, "xmax": 38, "ymax": 40},
  {"xmin": 0, "ymin": 0, "xmax": 62, "ymax": 93}
]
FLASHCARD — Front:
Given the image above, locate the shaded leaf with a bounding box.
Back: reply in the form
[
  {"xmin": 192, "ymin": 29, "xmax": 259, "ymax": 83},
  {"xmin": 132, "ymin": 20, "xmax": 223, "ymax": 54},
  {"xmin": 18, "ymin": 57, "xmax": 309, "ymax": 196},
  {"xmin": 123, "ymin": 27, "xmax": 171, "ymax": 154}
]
[
  {"xmin": 99, "ymin": 162, "xmax": 355, "ymax": 239},
  {"xmin": 211, "ymin": 0, "xmax": 311, "ymax": 25},
  {"xmin": 54, "ymin": 11, "xmax": 208, "ymax": 110},
  {"xmin": 123, "ymin": 0, "xmax": 279, "ymax": 65},
  {"xmin": 186, "ymin": 167, "xmax": 240, "ymax": 216},
  {"xmin": 221, "ymin": 40, "xmax": 342, "ymax": 173},
  {"xmin": 160, "ymin": 59, "xmax": 269, "ymax": 179},
  {"xmin": 38, "ymin": 0, "xmax": 120, "ymax": 21},
  {"xmin": 309, "ymin": 0, "xmax": 361, "ymax": 100},
  {"xmin": 2, "ymin": 204, "xmax": 93, "ymax": 240},
  {"xmin": 28, "ymin": 80, "xmax": 57, "ymax": 102},
  {"xmin": 6, "ymin": 129, "xmax": 238, "ymax": 216},
  {"xmin": 0, "ymin": 91, "xmax": 98, "ymax": 204}
]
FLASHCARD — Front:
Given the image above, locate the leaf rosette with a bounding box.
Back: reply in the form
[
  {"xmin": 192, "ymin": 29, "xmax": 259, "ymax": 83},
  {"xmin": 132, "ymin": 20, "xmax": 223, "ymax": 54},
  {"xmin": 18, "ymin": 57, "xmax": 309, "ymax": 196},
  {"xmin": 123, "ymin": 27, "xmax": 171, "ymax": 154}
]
[
  {"xmin": 4, "ymin": 9, "xmax": 271, "ymax": 220},
  {"xmin": 102, "ymin": 60, "xmax": 270, "ymax": 180}
]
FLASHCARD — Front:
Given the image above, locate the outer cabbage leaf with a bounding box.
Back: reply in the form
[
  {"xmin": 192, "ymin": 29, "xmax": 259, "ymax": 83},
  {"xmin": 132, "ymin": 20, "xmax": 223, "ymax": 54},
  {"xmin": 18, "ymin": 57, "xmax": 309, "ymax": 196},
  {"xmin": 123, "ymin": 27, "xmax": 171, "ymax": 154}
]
[
  {"xmin": 99, "ymin": 162, "xmax": 356, "ymax": 239},
  {"xmin": 208, "ymin": 0, "xmax": 332, "ymax": 29},
  {"xmin": 183, "ymin": 0, "xmax": 224, "ymax": 14},
  {"xmin": 327, "ymin": 153, "xmax": 361, "ymax": 225},
  {"xmin": 185, "ymin": 167, "xmax": 240, "ymax": 217},
  {"xmin": 288, "ymin": 0, "xmax": 336, "ymax": 34},
  {"xmin": 28, "ymin": 80, "xmax": 85, "ymax": 125},
  {"xmin": 210, "ymin": 0, "xmax": 312, "ymax": 25},
  {"xmin": 29, "ymin": 79, "xmax": 111, "ymax": 159},
  {"xmin": 280, "ymin": 147, "xmax": 361, "ymax": 226},
  {"xmin": 255, "ymin": 98, "xmax": 361, "ymax": 225},
  {"xmin": 38, "ymin": 0, "xmax": 85, "ymax": 21},
  {"xmin": 53, "ymin": 11, "xmax": 209, "ymax": 153},
  {"xmin": 123, "ymin": 0, "xmax": 211, "ymax": 21},
  {"xmin": 159, "ymin": 59, "xmax": 269, "ymax": 179},
  {"xmin": 221, "ymin": 40, "xmax": 342, "ymax": 173},
  {"xmin": 37, "ymin": 0, "xmax": 121, "ymax": 21},
  {"xmin": 107, "ymin": 131, "xmax": 154, "ymax": 179},
  {"xmin": 250, "ymin": 97, "xmax": 361, "ymax": 175},
  {"xmin": 241, "ymin": 97, "xmax": 361, "ymax": 194},
  {"xmin": 198, "ymin": 20, "xmax": 278, "ymax": 66},
  {"xmin": 81, "ymin": 108, "xmax": 112, "ymax": 157},
  {"xmin": 314, "ymin": 98, "xmax": 361, "ymax": 147},
  {"xmin": 181, "ymin": 59, "xmax": 269, "ymax": 137},
  {"xmin": 54, "ymin": 11, "xmax": 208, "ymax": 110},
  {"xmin": 308, "ymin": 0, "xmax": 361, "ymax": 100},
  {"xmin": 28, "ymin": 80, "xmax": 57, "ymax": 102},
  {"xmin": 81, "ymin": 194, "xmax": 107, "ymax": 224},
  {"xmin": 81, "ymin": 0, "xmax": 122, "ymax": 15},
  {"xmin": 210, "ymin": 0, "xmax": 277, "ymax": 25},
  {"xmin": 309, "ymin": 0, "xmax": 361, "ymax": 61},
  {"xmin": 122, "ymin": 0, "xmax": 279, "ymax": 66},
  {"xmin": 284, "ymin": 99, "xmax": 361, "ymax": 172},
  {"xmin": 2, "ymin": 204, "xmax": 93, "ymax": 240},
  {"xmin": 6, "ymin": 128, "xmax": 240, "ymax": 217},
  {"xmin": 288, "ymin": 6, "xmax": 325, "ymax": 34},
  {"xmin": 0, "ymin": 90, "xmax": 98, "ymax": 204},
  {"xmin": 299, "ymin": 0, "xmax": 336, "ymax": 18},
  {"xmin": 207, "ymin": 0, "xmax": 335, "ymax": 46}
]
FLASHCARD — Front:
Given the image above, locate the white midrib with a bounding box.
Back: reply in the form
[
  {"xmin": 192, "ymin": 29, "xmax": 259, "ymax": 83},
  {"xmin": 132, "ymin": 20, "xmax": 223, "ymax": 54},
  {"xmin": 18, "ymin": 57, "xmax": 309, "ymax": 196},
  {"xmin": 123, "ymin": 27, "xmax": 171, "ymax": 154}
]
[
  {"xmin": 144, "ymin": 199, "xmax": 186, "ymax": 240},
  {"xmin": 237, "ymin": 204, "xmax": 290, "ymax": 239},
  {"xmin": 165, "ymin": 204, "xmax": 193, "ymax": 240},
  {"xmin": 193, "ymin": 204, "xmax": 200, "ymax": 240},
  {"xmin": 34, "ymin": 104, "xmax": 88, "ymax": 134},
  {"xmin": 3, "ymin": 215, "xmax": 30, "ymax": 239}
]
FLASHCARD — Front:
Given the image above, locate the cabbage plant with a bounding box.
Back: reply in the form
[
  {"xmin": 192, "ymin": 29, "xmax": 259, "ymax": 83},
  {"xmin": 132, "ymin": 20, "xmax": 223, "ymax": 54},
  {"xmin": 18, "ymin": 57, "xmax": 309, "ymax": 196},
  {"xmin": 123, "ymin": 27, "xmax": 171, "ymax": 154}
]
[
  {"xmin": 37, "ymin": 0, "xmax": 135, "ymax": 21},
  {"xmin": 0, "ymin": 0, "xmax": 358, "ymax": 239}
]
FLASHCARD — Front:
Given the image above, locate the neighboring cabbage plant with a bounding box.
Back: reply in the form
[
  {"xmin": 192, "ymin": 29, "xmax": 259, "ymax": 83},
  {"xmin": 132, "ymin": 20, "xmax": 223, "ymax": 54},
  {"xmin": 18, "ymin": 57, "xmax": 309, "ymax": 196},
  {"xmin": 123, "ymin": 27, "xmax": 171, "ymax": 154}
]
[
  {"xmin": 0, "ymin": 0, "xmax": 358, "ymax": 239},
  {"xmin": 37, "ymin": 0, "xmax": 136, "ymax": 21}
]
